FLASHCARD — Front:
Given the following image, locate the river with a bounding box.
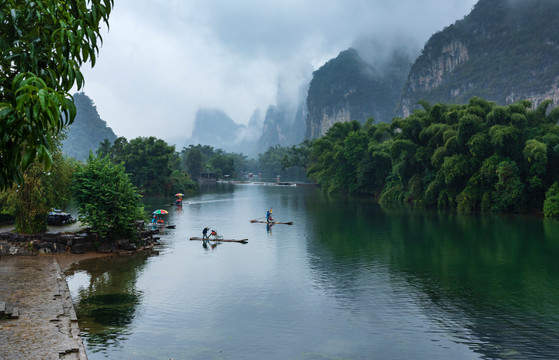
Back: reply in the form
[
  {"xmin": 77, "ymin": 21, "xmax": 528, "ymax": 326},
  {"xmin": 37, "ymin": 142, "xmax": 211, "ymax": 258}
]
[{"xmin": 64, "ymin": 183, "xmax": 559, "ymax": 359}]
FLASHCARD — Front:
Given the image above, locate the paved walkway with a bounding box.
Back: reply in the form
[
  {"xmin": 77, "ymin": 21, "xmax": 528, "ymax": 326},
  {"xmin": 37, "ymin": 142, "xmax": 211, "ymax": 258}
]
[{"xmin": 0, "ymin": 256, "xmax": 87, "ymax": 360}]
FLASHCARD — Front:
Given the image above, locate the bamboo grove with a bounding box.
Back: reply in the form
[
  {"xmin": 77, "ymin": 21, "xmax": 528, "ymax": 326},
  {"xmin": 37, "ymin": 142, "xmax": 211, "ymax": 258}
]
[{"xmin": 305, "ymin": 97, "xmax": 559, "ymax": 216}]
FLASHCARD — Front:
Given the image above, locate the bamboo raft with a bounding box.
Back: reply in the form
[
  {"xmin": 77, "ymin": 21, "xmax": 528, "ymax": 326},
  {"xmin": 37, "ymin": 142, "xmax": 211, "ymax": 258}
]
[
  {"xmin": 250, "ymin": 219, "xmax": 293, "ymax": 225},
  {"xmin": 190, "ymin": 237, "xmax": 248, "ymax": 244}
]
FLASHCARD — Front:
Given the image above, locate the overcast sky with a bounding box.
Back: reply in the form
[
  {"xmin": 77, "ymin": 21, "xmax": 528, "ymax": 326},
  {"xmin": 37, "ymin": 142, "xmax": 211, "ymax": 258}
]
[{"xmin": 79, "ymin": 0, "xmax": 478, "ymax": 145}]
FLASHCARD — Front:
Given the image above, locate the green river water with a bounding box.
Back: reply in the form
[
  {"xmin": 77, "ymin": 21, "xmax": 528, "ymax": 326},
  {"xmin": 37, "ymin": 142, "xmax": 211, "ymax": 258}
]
[{"xmin": 64, "ymin": 183, "xmax": 559, "ymax": 359}]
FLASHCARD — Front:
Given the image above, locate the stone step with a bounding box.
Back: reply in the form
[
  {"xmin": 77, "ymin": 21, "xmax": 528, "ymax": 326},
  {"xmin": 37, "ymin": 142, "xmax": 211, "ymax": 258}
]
[
  {"xmin": 1, "ymin": 305, "xmax": 19, "ymax": 319},
  {"xmin": 8, "ymin": 307, "xmax": 19, "ymax": 319}
]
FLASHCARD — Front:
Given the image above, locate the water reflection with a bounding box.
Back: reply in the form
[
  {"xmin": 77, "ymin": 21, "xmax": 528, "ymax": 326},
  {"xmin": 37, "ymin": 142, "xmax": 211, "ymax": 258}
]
[
  {"xmin": 304, "ymin": 195, "xmax": 559, "ymax": 359},
  {"xmin": 65, "ymin": 252, "xmax": 155, "ymax": 355},
  {"xmin": 65, "ymin": 185, "xmax": 559, "ymax": 359},
  {"xmin": 202, "ymin": 240, "xmax": 221, "ymax": 251}
]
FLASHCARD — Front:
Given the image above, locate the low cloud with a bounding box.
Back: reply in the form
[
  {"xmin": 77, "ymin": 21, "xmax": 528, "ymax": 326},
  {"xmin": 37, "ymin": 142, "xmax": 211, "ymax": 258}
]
[{"xmin": 80, "ymin": 0, "xmax": 478, "ymax": 144}]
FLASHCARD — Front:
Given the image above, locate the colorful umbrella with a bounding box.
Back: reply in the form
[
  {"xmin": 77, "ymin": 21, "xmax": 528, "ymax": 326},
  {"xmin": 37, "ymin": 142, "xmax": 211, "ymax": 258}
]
[
  {"xmin": 175, "ymin": 193, "xmax": 184, "ymax": 197},
  {"xmin": 153, "ymin": 209, "xmax": 169, "ymax": 215}
]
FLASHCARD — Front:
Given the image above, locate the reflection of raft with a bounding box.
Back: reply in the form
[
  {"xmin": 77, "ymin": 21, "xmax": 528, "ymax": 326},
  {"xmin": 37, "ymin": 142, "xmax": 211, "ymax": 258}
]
[
  {"xmin": 250, "ymin": 220, "xmax": 293, "ymax": 225},
  {"xmin": 190, "ymin": 237, "xmax": 248, "ymax": 244}
]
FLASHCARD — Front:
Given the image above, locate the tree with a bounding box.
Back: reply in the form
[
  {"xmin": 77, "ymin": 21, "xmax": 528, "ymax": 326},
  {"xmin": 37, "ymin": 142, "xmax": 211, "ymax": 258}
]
[
  {"xmin": 0, "ymin": 0, "xmax": 113, "ymax": 189},
  {"xmin": 544, "ymin": 182, "xmax": 559, "ymax": 217},
  {"xmin": 185, "ymin": 147, "xmax": 203, "ymax": 178},
  {"xmin": 97, "ymin": 136, "xmax": 198, "ymax": 196},
  {"xmin": 96, "ymin": 138, "xmax": 113, "ymax": 159},
  {"xmin": 523, "ymin": 139, "xmax": 547, "ymax": 177},
  {"xmin": 282, "ymin": 140, "xmax": 313, "ymax": 170},
  {"xmin": 117, "ymin": 137, "xmax": 176, "ymax": 195},
  {"xmin": 258, "ymin": 146, "xmax": 288, "ymax": 178},
  {"xmin": 209, "ymin": 152, "xmax": 235, "ymax": 178},
  {"xmin": 11, "ymin": 161, "xmax": 50, "ymax": 233},
  {"xmin": 1, "ymin": 137, "xmax": 76, "ymax": 233},
  {"xmin": 166, "ymin": 170, "xmax": 198, "ymax": 195},
  {"xmin": 72, "ymin": 154, "xmax": 143, "ymax": 239}
]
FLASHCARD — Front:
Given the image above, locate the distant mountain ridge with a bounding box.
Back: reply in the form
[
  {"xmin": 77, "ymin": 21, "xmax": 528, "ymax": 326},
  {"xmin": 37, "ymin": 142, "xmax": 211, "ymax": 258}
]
[
  {"xmin": 62, "ymin": 92, "xmax": 117, "ymax": 161},
  {"xmin": 185, "ymin": 109, "xmax": 260, "ymax": 156},
  {"xmin": 71, "ymin": 0, "xmax": 559, "ymax": 157},
  {"xmin": 252, "ymin": 86, "xmax": 308, "ymax": 155},
  {"xmin": 305, "ymin": 0, "xmax": 559, "ymax": 139}
]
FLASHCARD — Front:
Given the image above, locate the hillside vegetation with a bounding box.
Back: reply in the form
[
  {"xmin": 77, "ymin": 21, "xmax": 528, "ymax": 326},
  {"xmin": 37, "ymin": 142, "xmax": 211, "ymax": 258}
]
[
  {"xmin": 62, "ymin": 92, "xmax": 117, "ymax": 161},
  {"xmin": 306, "ymin": 97, "xmax": 559, "ymax": 216}
]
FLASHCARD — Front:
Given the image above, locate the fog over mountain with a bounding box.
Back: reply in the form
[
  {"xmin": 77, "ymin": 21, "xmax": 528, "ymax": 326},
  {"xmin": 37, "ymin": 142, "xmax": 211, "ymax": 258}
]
[{"xmin": 78, "ymin": 0, "xmax": 478, "ymax": 150}]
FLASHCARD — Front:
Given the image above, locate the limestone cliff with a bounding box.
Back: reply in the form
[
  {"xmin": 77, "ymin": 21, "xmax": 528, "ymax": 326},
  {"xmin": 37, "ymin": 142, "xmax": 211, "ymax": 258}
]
[
  {"xmin": 306, "ymin": 48, "xmax": 410, "ymax": 139},
  {"xmin": 253, "ymin": 86, "xmax": 308, "ymax": 155},
  {"xmin": 397, "ymin": 0, "xmax": 559, "ymax": 117}
]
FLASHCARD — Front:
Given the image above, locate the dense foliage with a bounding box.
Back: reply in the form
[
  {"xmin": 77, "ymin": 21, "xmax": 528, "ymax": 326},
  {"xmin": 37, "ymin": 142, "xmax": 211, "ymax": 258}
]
[
  {"xmin": 179, "ymin": 144, "xmax": 308, "ymax": 182},
  {"xmin": 8, "ymin": 162, "xmax": 51, "ymax": 233},
  {"xmin": 305, "ymin": 97, "xmax": 559, "ymax": 215},
  {"xmin": 0, "ymin": 139, "xmax": 77, "ymax": 233},
  {"xmin": 62, "ymin": 92, "xmax": 117, "ymax": 161},
  {"xmin": 0, "ymin": 0, "xmax": 113, "ymax": 189},
  {"xmin": 257, "ymin": 145, "xmax": 308, "ymax": 181},
  {"xmin": 180, "ymin": 144, "xmax": 251, "ymax": 180},
  {"xmin": 97, "ymin": 136, "xmax": 197, "ymax": 196},
  {"xmin": 72, "ymin": 154, "xmax": 144, "ymax": 239}
]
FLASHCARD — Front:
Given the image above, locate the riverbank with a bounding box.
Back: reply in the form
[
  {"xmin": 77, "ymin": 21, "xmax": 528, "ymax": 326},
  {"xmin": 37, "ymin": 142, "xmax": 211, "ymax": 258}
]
[
  {"xmin": 54, "ymin": 251, "xmax": 114, "ymax": 272},
  {"xmin": 0, "ymin": 256, "xmax": 88, "ymax": 360},
  {"xmin": 0, "ymin": 219, "xmax": 160, "ymax": 360}
]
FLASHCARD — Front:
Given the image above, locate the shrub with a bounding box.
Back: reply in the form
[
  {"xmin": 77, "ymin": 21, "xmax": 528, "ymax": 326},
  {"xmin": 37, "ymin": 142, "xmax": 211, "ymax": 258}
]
[{"xmin": 544, "ymin": 182, "xmax": 559, "ymax": 217}]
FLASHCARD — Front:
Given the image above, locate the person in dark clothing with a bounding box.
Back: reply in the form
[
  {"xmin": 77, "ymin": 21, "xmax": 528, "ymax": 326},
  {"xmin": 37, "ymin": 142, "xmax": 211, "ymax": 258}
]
[{"xmin": 202, "ymin": 227, "xmax": 210, "ymax": 239}]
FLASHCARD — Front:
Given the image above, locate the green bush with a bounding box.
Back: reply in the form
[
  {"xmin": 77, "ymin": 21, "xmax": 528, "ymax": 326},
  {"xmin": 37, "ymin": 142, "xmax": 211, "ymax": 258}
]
[
  {"xmin": 72, "ymin": 154, "xmax": 144, "ymax": 239},
  {"xmin": 544, "ymin": 182, "xmax": 559, "ymax": 217}
]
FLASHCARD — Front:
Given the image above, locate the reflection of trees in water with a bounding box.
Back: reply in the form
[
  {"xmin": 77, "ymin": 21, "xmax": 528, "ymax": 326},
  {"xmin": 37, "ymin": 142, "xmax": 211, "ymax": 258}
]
[
  {"xmin": 81, "ymin": 293, "xmax": 140, "ymax": 325},
  {"xmin": 78, "ymin": 293, "xmax": 140, "ymax": 353},
  {"xmin": 66, "ymin": 252, "xmax": 156, "ymax": 354},
  {"xmin": 304, "ymin": 197, "xmax": 559, "ymax": 359}
]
